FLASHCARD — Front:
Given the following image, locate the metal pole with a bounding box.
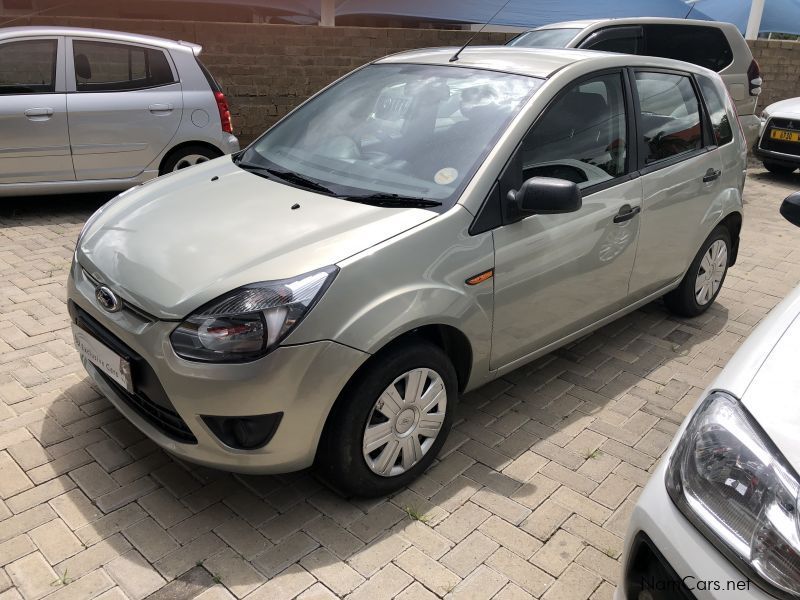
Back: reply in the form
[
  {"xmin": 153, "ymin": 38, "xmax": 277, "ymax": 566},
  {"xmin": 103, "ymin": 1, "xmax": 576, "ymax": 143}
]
[
  {"xmin": 320, "ymin": 0, "xmax": 335, "ymax": 26},
  {"xmin": 745, "ymin": 0, "xmax": 766, "ymax": 40}
]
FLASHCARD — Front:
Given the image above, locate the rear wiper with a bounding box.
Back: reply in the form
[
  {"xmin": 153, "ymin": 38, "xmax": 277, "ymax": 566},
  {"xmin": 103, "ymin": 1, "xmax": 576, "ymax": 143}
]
[
  {"xmin": 344, "ymin": 193, "xmax": 442, "ymax": 208},
  {"xmin": 235, "ymin": 161, "xmax": 334, "ymax": 195}
]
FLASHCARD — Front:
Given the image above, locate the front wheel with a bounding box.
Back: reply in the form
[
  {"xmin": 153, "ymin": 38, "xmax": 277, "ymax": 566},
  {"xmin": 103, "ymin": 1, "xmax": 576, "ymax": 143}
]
[
  {"xmin": 316, "ymin": 341, "xmax": 458, "ymax": 497},
  {"xmin": 663, "ymin": 226, "xmax": 731, "ymax": 317}
]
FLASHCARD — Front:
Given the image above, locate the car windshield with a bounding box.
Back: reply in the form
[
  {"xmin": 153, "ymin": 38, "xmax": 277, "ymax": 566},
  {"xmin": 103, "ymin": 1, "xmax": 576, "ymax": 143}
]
[
  {"xmin": 508, "ymin": 28, "xmax": 581, "ymax": 48},
  {"xmin": 237, "ymin": 64, "xmax": 541, "ymax": 209}
]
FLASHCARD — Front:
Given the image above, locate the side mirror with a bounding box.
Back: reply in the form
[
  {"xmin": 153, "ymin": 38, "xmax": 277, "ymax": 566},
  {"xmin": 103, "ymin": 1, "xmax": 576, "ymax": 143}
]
[
  {"xmin": 780, "ymin": 192, "xmax": 800, "ymax": 227},
  {"xmin": 507, "ymin": 177, "xmax": 582, "ymax": 220}
]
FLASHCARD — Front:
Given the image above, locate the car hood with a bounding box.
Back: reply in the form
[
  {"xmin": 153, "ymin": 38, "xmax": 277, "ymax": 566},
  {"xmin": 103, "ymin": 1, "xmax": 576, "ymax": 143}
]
[
  {"xmin": 719, "ymin": 285, "xmax": 800, "ymax": 474},
  {"xmin": 765, "ymin": 97, "xmax": 800, "ymax": 119},
  {"xmin": 76, "ymin": 157, "xmax": 436, "ymax": 320}
]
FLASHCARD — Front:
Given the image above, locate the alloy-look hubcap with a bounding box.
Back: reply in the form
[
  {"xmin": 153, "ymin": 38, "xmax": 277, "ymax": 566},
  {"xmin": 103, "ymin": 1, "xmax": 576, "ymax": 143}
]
[
  {"xmin": 362, "ymin": 368, "xmax": 447, "ymax": 477},
  {"xmin": 173, "ymin": 154, "xmax": 210, "ymax": 171},
  {"xmin": 695, "ymin": 239, "xmax": 728, "ymax": 306}
]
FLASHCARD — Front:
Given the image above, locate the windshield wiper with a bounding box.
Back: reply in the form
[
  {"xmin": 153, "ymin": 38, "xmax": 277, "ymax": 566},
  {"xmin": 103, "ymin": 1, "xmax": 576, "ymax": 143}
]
[
  {"xmin": 344, "ymin": 193, "xmax": 442, "ymax": 208},
  {"xmin": 235, "ymin": 160, "xmax": 334, "ymax": 195}
]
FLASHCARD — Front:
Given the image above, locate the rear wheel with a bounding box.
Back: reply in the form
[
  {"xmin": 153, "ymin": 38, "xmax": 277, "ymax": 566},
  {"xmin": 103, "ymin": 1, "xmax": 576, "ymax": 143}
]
[
  {"xmin": 664, "ymin": 226, "xmax": 731, "ymax": 317},
  {"xmin": 763, "ymin": 161, "xmax": 796, "ymax": 176},
  {"xmin": 316, "ymin": 341, "xmax": 457, "ymax": 497},
  {"xmin": 160, "ymin": 145, "xmax": 221, "ymax": 175}
]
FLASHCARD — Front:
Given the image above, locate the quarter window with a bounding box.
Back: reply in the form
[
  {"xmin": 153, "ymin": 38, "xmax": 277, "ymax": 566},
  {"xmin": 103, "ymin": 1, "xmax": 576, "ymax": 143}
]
[
  {"xmin": 72, "ymin": 40, "xmax": 175, "ymax": 92},
  {"xmin": 643, "ymin": 25, "xmax": 733, "ymax": 72},
  {"xmin": 635, "ymin": 72, "xmax": 702, "ymax": 163},
  {"xmin": 697, "ymin": 75, "xmax": 733, "ymax": 146},
  {"xmin": 0, "ymin": 39, "xmax": 57, "ymax": 95},
  {"xmin": 519, "ymin": 72, "xmax": 628, "ymax": 190}
]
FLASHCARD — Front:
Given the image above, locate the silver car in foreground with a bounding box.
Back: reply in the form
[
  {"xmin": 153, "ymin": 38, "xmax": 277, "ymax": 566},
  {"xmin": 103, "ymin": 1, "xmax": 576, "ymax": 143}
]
[
  {"xmin": 69, "ymin": 46, "xmax": 747, "ymax": 496},
  {"xmin": 616, "ymin": 195, "xmax": 800, "ymax": 600},
  {"xmin": 0, "ymin": 26, "xmax": 239, "ymax": 196}
]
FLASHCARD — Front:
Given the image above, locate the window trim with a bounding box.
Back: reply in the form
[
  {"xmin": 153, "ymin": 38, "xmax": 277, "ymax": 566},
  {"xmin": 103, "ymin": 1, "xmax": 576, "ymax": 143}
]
[
  {"xmin": 577, "ymin": 25, "xmax": 644, "ymax": 52},
  {"xmin": 696, "ymin": 74, "xmax": 735, "ymax": 149},
  {"xmin": 470, "ymin": 67, "xmax": 638, "ymax": 233},
  {"xmin": 0, "ymin": 37, "xmax": 61, "ymax": 96},
  {"xmin": 66, "ymin": 37, "xmax": 178, "ymax": 94},
  {"xmin": 629, "ymin": 67, "xmax": 713, "ymax": 174}
]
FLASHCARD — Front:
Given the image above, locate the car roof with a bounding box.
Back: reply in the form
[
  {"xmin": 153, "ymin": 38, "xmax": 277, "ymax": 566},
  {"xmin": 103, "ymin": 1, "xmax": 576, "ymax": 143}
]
[
  {"xmin": 533, "ymin": 17, "xmax": 733, "ymax": 32},
  {"xmin": 0, "ymin": 25, "xmax": 201, "ymax": 54},
  {"xmin": 375, "ymin": 46, "xmax": 710, "ymax": 79}
]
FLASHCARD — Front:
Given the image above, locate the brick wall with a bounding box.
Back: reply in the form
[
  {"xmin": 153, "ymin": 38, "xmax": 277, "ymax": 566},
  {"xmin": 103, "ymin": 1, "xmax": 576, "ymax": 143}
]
[
  {"xmin": 747, "ymin": 39, "xmax": 800, "ymax": 111},
  {"xmin": 6, "ymin": 17, "xmax": 800, "ymax": 143}
]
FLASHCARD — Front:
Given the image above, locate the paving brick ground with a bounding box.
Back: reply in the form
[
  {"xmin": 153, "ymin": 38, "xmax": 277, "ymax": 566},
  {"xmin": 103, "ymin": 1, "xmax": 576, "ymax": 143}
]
[{"xmin": 1, "ymin": 168, "xmax": 799, "ymax": 600}]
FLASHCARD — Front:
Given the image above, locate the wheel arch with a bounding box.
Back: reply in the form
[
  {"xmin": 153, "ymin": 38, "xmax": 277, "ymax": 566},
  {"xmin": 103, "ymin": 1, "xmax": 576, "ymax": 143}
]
[
  {"xmin": 719, "ymin": 211, "xmax": 742, "ymax": 266},
  {"xmin": 158, "ymin": 140, "xmax": 223, "ymax": 174}
]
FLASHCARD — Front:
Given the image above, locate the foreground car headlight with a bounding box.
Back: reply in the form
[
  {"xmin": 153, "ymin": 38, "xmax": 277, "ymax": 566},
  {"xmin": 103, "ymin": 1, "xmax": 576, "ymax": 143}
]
[
  {"xmin": 170, "ymin": 266, "xmax": 337, "ymax": 362},
  {"xmin": 666, "ymin": 392, "xmax": 800, "ymax": 598}
]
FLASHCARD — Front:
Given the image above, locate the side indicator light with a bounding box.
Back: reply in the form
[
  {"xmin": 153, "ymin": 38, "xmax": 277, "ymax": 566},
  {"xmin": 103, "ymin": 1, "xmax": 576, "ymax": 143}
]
[{"xmin": 466, "ymin": 269, "xmax": 494, "ymax": 285}]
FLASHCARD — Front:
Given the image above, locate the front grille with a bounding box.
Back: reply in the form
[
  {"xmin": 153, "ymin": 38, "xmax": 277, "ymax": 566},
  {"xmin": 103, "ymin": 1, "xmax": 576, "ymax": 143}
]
[
  {"xmin": 69, "ymin": 300, "xmax": 197, "ymax": 444},
  {"xmin": 760, "ymin": 117, "xmax": 800, "ymax": 156}
]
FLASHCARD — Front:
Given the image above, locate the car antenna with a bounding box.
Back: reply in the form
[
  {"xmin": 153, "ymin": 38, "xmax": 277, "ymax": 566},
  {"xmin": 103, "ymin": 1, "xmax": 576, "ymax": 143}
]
[{"xmin": 450, "ymin": 0, "xmax": 515, "ymax": 62}]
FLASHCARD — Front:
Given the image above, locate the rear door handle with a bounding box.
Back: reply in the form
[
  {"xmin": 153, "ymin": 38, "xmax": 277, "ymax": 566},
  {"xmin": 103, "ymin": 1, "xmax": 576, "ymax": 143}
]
[
  {"xmin": 613, "ymin": 205, "xmax": 641, "ymax": 224},
  {"xmin": 148, "ymin": 103, "xmax": 173, "ymax": 113},
  {"xmin": 24, "ymin": 108, "xmax": 54, "ymax": 120},
  {"xmin": 703, "ymin": 168, "xmax": 722, "ymax": 183}
]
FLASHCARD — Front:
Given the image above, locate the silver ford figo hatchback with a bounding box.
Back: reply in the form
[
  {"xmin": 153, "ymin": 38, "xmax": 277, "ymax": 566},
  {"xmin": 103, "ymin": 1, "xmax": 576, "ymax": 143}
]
[
  {"xmin": 69, "ymin": 47, "xmax": 747, "ymax": 496},
  {"xmin": 0, "ymin": 26, "xmax": 239, "ymax": 196}
]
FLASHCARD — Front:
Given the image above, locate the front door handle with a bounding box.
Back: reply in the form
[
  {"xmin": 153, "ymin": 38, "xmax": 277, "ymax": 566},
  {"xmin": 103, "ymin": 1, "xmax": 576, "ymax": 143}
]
[
  {"xmin": 24, "ymin": 107, "xmax": 54, "ymax": 121},
  {"xmin": 702, "ymin": 168, "xmax": 722, "ymax": 183},
  {"xmin": 613, "ymin": 204, "xmax": 641, "ymax": 223},
  {"xmin": 148, "ymin": 103, "xmax": 173, "ymax": 113}
]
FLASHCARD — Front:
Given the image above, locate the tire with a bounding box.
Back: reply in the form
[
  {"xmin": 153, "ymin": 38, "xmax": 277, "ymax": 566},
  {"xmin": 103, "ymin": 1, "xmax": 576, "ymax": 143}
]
[
  {"xmin": 663, "ymin": 226, "xmax": 731, "ymax": 318},
  {"xmin": 316, "ymin": 340, "xmax": 458, "ymax": 497},
  {"xmin": 763, "ymin": 161, "xmax": 796, "ymax": 176},
  {"xmin": 159, "ymin": 145, "xmax": 221, "ymax": 175}
]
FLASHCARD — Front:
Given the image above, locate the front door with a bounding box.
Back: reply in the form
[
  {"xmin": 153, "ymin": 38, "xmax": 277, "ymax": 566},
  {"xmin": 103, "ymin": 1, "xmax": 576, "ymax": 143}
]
[
  {"xmin": 491, "ymin": 70, "xmax": 643, "ymax": 369},
  {"xmin": 0, "ymin": 37, "xmax": 74, "ymax": 184},
  {"xmin": 65, "ymin": 37, "xmax": 183, "ymax": 180}
]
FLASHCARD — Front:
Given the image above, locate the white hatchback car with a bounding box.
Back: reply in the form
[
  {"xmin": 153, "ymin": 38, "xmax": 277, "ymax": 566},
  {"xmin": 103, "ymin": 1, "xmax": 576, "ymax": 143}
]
[
  {"xmin": 617, "ymin": 193, "xmax": 800, "ymax": 599},
  {"xmin": 0, "ymin": 26, "xmax": 239, "ymax": 196}
]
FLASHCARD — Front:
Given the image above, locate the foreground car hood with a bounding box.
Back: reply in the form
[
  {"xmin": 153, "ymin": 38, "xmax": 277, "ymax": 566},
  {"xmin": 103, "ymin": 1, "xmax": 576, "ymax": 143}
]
[
  {"xmin": 77, "ymin": 157, "xmax": 435, "ymax": 319},
  {"xmin": 720, "ymin": 285, "xmax": 800, "ymax": 474}
]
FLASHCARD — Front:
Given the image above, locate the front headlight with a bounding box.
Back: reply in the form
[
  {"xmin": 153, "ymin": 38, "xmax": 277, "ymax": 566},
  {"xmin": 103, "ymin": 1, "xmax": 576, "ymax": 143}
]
[
  {"xmin": 666, "ymin": 392, "xmax": 800, "ymax": 598},
  {"xmin": 170, "ymin": 266, "xmax": 337, "ymax": 362}
]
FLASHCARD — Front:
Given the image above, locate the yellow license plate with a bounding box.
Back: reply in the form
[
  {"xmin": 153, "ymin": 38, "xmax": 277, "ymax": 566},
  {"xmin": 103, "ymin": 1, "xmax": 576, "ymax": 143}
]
[{"xmin": 770, "ymin": 128, "xmax": 800, "ymax": 142}]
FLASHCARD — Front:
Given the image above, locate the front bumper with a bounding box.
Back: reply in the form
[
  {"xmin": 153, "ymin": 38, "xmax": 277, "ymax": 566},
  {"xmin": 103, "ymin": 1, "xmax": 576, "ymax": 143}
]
[
  {"xmin": 753, "ymin": 116, "xmax": 800, "ymax": 167},
  {"xmin": 68, "ymin": 260, "xmax": 368, "ymax": 473},
  {"xmin": 615, "ymin": 460, "xmax": 774, "ymax": 600}
]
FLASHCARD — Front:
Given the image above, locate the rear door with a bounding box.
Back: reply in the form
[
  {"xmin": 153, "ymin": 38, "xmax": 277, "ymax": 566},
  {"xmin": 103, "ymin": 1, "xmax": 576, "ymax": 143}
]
[
  {"xmin": 0, "ymin": 36, "xmax": 74, "ymax": 184},
  {"xmin": 65, "ymin": 37, "xmax": 183, "ymax": 180},
  {"xmin": 491, "ymin": 70, "xmax": 643, "ymax": 369},
  {"xmin": 628, "ymin": 69, "xmax": 726, "ymax": 299}
]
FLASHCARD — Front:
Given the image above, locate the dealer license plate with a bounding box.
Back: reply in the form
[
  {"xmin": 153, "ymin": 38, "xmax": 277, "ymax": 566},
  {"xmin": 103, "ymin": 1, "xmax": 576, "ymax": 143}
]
[{"xmin": 72, "ymin": 325, "xmax": 133, "ymax": 392}]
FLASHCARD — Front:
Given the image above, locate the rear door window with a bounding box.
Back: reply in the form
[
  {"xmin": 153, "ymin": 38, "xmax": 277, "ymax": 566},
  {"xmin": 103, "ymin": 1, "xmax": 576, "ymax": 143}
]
[
  {"xmin": 634, "ymin": 71, "xmax": 703, "ymax": 162},
  {"xmin": 643, "ymin": 25, "xmax": 733, "ymax": 72},
  {"xmin": 697, "ymin": 75, "xmax": 733, "ymax": 146},
  {"xmin": 72, "ymin": 40, "xmax": 175, "ymax": 92},
  {"xmin": 0, "ymin": 39, "xmax": 57, "ymax": 95}
]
